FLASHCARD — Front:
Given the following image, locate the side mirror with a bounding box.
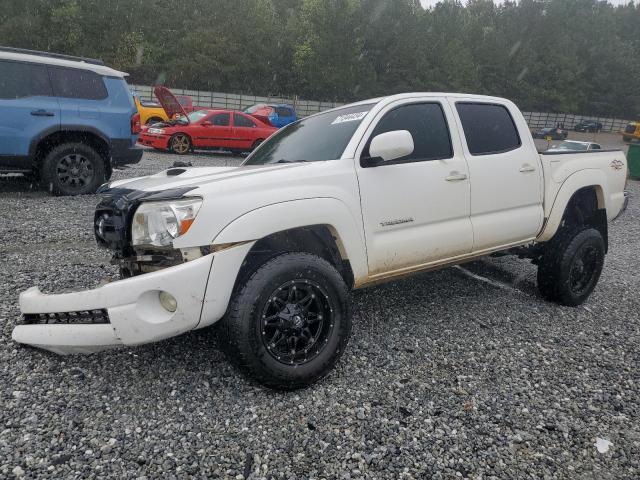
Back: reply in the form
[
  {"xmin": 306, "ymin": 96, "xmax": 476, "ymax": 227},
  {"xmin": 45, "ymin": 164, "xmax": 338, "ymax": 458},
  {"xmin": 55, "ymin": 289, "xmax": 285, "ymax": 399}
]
[{"xmin": 368, "ymin": 130, "xmax": 414, "ymax": 164}]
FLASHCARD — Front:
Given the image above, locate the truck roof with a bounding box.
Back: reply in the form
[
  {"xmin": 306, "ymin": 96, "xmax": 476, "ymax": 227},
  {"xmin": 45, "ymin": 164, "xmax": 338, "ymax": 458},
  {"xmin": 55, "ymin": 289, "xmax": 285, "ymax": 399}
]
[{"xmin": 0, "ymin": 47, "xmax": 128, "ymax": 78}]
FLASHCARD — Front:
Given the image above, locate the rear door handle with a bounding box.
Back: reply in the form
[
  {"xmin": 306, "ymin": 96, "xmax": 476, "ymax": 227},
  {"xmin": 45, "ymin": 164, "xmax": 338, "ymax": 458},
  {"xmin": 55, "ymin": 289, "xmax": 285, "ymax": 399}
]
[
  {"xmin": 31, "ymin": 109, "xmax": 55, "ymax": 117},
  {"xmin": 445, "ymin": 172, "xmax": 468, "ymax": 182},
  {"xmin": 519, "ymin": 164, "xmax": 536, "ymax": 173}
]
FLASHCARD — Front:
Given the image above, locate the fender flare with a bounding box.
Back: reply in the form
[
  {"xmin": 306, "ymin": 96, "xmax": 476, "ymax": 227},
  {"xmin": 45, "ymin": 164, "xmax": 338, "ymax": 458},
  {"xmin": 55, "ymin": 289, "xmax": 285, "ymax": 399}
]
[
  {"xmin": 537, "ymin": 169, "xmax": 608, "ymax": 242},
  {"xmin": 29, "ymin": 125, "xmax": 111, "ymax": 158},
  {"xmin": 212, "ymin": 197, "xmax": 369, "ymax": 283}
]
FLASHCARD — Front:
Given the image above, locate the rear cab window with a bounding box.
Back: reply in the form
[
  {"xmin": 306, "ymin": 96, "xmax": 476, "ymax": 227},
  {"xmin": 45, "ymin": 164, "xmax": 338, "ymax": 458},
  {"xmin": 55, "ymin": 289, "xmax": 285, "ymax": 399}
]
[
  {"xmin": 455, "ymin": 102, "xmax": 521, "ymax": 155},
  {"xmin": 275, "ymin": 107, "xmax": 293, "ymax": 117}
]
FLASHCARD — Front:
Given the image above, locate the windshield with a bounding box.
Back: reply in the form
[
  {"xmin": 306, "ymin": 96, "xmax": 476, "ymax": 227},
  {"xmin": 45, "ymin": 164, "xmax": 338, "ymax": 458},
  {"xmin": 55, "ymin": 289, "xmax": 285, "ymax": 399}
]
[
  {"xmin": 244, "ymin": 103, "xmax": 374, "ymax": 165},
  {"xmin": 182, "ymin": 110, "xmax": 209, "ymax": 123},
  {"xmin": 554, "ymin": 141, "xmax": 587, "ymax": 150}
]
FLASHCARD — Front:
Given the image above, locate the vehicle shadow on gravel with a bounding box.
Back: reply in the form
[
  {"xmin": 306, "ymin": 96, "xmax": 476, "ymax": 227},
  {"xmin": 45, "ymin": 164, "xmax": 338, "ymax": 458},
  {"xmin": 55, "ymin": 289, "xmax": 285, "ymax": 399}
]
[{"xmin": 9, "ymin": 260, "xmax": 542, "ymax": 394}]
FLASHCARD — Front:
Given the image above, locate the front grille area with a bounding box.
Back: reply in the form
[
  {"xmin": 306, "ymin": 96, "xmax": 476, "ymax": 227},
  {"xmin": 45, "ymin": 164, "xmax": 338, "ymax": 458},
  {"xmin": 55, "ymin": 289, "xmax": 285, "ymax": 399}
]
[
  {"xmin": 625, "ymin": 124, "xmax": 636, "ymax": 134},
  {"xmin": 22, "ymin": 309, "xmax": 110, "ymax": 325}
]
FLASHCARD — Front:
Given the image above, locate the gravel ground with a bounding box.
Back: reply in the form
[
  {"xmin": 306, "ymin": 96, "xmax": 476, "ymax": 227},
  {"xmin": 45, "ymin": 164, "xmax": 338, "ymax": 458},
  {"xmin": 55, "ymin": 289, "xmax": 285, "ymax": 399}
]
[{"xmin": 1, "ymin": 148, "xmax": 639, "ymax": 479}]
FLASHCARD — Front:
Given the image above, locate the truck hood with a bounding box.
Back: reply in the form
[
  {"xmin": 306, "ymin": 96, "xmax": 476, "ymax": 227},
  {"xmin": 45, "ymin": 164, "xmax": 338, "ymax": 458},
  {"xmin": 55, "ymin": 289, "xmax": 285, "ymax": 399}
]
[{"xmin": 108, "ymin": 163, "xmax": 306, "ymax": 192}]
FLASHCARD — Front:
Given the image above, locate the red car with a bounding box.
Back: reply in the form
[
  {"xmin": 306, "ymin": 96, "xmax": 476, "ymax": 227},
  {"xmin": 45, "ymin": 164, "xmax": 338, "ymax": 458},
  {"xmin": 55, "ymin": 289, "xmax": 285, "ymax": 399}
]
[{"xmin": 138, "ymin": 86, "xmax": 277, "ymax": 154}]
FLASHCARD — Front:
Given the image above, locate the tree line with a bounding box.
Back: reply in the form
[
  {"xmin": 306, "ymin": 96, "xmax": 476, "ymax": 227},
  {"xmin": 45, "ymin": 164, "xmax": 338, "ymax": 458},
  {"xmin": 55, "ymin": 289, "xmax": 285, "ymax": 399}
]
[{"xmin": 1, "ymin": 0, "xmax": 639, "ymax": 117}]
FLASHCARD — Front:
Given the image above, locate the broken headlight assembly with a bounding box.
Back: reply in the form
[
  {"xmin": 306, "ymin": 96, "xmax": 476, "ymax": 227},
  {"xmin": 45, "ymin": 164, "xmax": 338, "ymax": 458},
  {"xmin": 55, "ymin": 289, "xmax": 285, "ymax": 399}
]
[{"xmin": 131, "ymin": 198, "xmax": 202, "ymax": 247}]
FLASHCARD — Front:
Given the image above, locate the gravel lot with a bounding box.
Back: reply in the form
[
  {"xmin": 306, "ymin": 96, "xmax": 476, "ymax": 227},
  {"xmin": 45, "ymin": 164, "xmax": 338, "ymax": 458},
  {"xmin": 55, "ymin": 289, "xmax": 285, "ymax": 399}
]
[{"xmin": 1, "ymin": 146, "xmax": 639, "ymax": 479}]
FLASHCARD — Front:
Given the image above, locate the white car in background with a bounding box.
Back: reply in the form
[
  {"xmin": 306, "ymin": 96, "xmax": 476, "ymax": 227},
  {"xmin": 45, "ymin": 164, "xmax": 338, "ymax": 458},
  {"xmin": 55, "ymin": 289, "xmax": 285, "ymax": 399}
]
[{"xmin": 546, "ymin": 140, "xmax": 602, "ymax": 152}]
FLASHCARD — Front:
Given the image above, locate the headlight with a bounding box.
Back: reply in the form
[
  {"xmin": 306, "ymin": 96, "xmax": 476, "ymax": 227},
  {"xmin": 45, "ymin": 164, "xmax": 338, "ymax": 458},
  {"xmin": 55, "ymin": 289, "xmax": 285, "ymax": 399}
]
[
  {"xmin": 131, "ymin": 198, "xmax": 202, "ymax": 247},
  {"xmin": 148, "ymin": 128, "xmax": 165, "ymax": 135}
]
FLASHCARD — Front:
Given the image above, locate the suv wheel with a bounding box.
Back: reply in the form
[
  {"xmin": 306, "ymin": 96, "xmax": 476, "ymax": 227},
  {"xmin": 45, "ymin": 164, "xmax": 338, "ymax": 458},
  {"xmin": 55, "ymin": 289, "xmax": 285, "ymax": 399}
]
[
  {"xmin": 219, "ymin": 252, "xmax": 352, "ymax": 390},
  {"xmin": 41, "ymin": 143, "xmax": 106, "ymax": 196},
  {"xmin": 537, "ymin": 227, "xmax": 605, "ymax": 306}
]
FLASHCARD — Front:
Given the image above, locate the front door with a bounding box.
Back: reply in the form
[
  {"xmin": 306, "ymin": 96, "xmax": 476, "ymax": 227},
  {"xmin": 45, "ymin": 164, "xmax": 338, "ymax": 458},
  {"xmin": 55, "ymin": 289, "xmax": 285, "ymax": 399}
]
[
  {"xmin": 356, "ymin": 100, "xmax": 473, "ymax": 277},
  {"xmin": 0, "ymin": 60, "xmax": 59, "ymax": 163},
  {"xmin": 201, "ymin": 112, "xmax": 232, "ymax": 149},
  {"xmin": 450, "ymin": 100, "xmax": 544, "ymax": 251}
]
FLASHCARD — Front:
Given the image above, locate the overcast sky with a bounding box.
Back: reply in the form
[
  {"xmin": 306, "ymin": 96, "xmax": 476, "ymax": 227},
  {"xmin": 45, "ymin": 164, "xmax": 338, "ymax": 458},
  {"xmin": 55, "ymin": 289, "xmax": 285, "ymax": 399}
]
[{"xmin": 420, "ymin": 0, "xmax": 631, "ymax": 7}]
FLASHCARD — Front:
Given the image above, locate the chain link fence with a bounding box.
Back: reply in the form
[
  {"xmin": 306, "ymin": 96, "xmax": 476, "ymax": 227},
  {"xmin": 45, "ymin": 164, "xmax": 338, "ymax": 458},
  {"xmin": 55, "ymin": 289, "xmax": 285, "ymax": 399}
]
[
  {"xmin": 132, "ymin": 85, "xmax": 631, "ymax": 133},
  {"xmin": 131, "ymin": 85, "xmax": 343, "ymax": 117}
]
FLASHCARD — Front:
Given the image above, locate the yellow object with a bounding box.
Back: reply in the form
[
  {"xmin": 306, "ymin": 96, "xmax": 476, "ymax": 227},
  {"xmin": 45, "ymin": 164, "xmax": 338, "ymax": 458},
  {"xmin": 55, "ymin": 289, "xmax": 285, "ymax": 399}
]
[
  {"xmin": 621, "ymin": 121, "xmax": 640, "ymax": 143},
  {"xmin": 133, "ymin": 95, "xmax": 169, "ymax": 125}
]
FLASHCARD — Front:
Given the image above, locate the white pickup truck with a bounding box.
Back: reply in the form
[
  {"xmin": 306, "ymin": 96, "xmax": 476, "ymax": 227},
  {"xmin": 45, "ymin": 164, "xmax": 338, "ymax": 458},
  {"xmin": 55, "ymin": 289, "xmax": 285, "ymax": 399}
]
[{"xmin": 13, "ymin": 93, "xmax": 629, "ymax": 390}]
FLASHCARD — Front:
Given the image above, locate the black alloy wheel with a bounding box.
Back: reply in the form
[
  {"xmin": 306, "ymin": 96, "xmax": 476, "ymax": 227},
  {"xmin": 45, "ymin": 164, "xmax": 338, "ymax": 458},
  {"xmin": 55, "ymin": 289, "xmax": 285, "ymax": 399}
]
[{"xmin": 260, "ymin": 279, "xmax": 334, "ymax": 366}]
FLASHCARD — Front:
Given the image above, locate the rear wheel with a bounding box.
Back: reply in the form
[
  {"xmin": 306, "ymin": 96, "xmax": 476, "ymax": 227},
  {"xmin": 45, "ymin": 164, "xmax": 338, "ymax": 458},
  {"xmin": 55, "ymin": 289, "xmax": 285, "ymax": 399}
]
[
  {"xmin": 219, "ymin": 252, "xmax": 352, "ymax": 390},
  {"xmin": 40, "ymin": 143, "xmax": 105, "ymax": 196},
  {"xmin": 537, "ymin": 227, "xmax": 605, "ymax": 306},
  {"xmin": 251, "ymin": 139, "xmax": 264, "ymax": 151},
  {"xmin": 169, "ymin": 133, "xmax": 192, "ymax": 154}
]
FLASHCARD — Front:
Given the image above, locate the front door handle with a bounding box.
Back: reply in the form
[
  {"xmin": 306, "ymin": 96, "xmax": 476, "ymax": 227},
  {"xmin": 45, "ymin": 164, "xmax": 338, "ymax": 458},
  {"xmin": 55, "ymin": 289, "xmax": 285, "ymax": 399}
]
[
  {"xmin": 445, "ymin": 172, "xmax": 468, "ymax": 182},
  {"xmin": 31, "ymin": 109, "xmax": 55, "ymax": 117},
  {"xmin": 519, "ymin": 164, "xmax": 536, "ymax": 173}
]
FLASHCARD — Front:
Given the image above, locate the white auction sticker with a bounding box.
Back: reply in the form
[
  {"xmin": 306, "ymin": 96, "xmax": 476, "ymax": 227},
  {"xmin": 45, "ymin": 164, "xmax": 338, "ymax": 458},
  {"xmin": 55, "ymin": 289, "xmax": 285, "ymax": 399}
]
[{"xmin": 331, "ymin": 111, "xmax": 368, "ymax": 125}]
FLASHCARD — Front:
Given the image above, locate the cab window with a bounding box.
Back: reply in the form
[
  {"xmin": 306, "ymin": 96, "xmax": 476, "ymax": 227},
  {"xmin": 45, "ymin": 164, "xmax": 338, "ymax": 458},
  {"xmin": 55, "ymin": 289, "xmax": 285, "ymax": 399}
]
[
  {"xmin": 0, "ymin": 60, "xmax": 52, "ymax": 99},
  {"xmin": 456, "ymin": 102, "xmax": 521, "ymax": 155},
  {"xmin": 234, "ymin": 113, "xmax": 256, "ymax": 127},
  {"xmin": 364, "ymin": 102, "xmax": 453, "ymax": 165},
  {"xmin": 210, "ymin": 113, "xmax": 230, "ymax": 126}
]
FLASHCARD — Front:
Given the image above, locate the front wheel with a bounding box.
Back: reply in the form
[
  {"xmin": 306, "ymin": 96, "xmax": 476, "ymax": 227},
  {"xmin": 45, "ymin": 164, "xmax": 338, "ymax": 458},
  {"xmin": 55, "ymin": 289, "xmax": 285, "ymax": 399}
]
[
  {"xmin": 537, "ymin": 227, "xmax": 605, "ymax": 306},
  {"xmin": 169, "ymin": 133, "xmax": 192, "ymax": 154},
  {"xmin": 219, "ymin": 252, "xmax": 352, "ymax": 390}
]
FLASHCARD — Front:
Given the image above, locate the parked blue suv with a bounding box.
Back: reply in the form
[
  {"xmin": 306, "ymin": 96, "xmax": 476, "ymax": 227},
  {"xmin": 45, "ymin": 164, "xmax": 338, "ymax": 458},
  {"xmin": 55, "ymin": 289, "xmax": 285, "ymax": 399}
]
[{"xmin": 0, "ymin": 47, "xmax": 142, "ymax": 195}]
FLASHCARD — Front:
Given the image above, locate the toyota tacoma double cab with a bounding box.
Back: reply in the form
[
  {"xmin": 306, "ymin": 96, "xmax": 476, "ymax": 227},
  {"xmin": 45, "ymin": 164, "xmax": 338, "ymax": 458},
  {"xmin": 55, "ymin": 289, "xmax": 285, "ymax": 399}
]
[
  {"xmin": 13, "ymin": 93, "xmax": 629, "ymax": 390},
  {"xmin": 0, "ymin": 47, "xmax": 142, "ymax": 195}
]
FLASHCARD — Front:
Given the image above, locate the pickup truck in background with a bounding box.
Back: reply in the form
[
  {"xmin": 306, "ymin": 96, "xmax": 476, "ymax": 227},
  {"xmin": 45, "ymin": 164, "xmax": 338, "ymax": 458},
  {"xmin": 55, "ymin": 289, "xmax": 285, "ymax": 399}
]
[{"xmin": 13, "ymin": 93, "xmax": 629, "ymax": 390}]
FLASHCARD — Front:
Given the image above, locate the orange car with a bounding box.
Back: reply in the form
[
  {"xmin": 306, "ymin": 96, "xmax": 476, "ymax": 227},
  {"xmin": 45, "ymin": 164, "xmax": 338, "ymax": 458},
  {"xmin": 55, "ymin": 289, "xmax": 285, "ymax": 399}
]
[{"xmin": 133, "ymin": 93, "xmax": 169, "ymax": 125}]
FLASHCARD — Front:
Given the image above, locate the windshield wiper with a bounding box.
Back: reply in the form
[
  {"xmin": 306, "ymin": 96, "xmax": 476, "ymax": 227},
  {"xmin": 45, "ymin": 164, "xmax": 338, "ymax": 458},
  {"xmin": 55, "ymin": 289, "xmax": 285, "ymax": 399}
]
[{"xmin": 275, "ymin": 159, "xmax": 310, "ymax": 164}]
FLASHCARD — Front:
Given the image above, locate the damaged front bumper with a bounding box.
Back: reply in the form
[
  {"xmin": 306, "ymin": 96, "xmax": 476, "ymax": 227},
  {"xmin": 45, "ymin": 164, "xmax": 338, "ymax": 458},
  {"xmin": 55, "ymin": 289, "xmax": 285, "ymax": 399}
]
[{"xmin": 13, "ymin": 253, "xmax": 215, "ymax": 355}]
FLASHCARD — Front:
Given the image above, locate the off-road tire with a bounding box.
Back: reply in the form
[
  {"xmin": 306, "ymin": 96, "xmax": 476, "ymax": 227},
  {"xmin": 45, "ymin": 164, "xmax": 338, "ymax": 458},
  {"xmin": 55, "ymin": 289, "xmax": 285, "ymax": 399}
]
[
  {"xmin": 40, "ymin": 142, "xmax": 106, "ymax": 196},
  {"xmin": 537, "ymin": 227, "xmax": 605, "ymax": 306},
  {"xmin": 219, "ymin": 252, "xmax": 352, "ymax": 390},
  {"xmin": 169, "ymin": 133, "xmax": 192, "ymax": 154}
]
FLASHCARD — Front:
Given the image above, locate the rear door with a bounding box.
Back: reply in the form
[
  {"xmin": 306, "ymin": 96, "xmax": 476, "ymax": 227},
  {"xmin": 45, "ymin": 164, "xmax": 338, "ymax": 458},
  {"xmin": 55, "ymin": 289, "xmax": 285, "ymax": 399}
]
[
  {"xmin": 0, "ymin": 60, "xmax": 59, "ymax": 164},
  {"xmin": 48, "ymin": 66, "xmax": 107, "ymax": 128},
  {"xmin": 232, "ymin": 112, "xmax": 258, "ymax": 149},
  {"xmin": 450, "ymin": 99, "xmax": 543, "ymax": 251}
]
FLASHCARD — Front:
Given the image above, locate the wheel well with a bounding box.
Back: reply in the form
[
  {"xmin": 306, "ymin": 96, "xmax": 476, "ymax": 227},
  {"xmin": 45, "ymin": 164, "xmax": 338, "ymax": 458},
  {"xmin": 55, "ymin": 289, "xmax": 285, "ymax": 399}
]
[
  {"xmin": 170, "ymin": 132, "xmax": 192, "ymax": 141},
  {"xmin": 560, "ymin": 186, "xmax": 608, "ymax": 251},
  {"xmin": 232, "ymin": 225, "xmax": 354, "ymax": 293},
  {"xmin": 33, "ymin": 131, "xmax": 110, "ymax": 177}
]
